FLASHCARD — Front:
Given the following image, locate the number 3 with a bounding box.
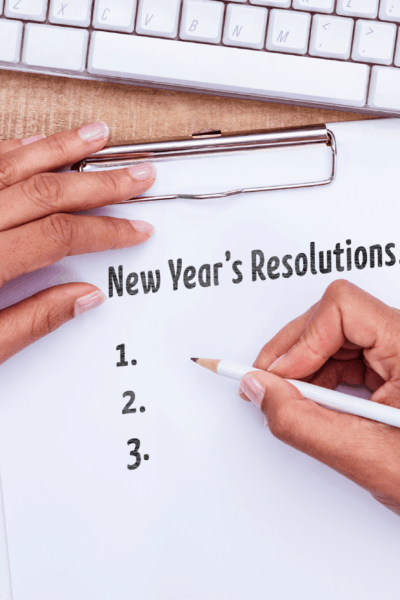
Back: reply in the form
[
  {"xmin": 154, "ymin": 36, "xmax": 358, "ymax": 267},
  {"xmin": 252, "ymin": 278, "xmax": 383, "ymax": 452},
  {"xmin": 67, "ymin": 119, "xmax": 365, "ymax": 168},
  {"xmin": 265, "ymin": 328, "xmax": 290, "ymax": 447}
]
[{"xmin": 127, "ymin": 438, "xmax": 141, "ymax": 470}]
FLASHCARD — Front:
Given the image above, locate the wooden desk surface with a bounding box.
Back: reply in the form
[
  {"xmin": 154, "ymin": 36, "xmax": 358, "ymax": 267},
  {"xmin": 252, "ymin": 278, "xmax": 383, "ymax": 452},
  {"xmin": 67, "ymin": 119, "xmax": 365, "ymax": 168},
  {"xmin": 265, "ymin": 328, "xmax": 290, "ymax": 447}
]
[{"xmin": 0, "ymin": 70, "xmax": 373, "ymax": 144}]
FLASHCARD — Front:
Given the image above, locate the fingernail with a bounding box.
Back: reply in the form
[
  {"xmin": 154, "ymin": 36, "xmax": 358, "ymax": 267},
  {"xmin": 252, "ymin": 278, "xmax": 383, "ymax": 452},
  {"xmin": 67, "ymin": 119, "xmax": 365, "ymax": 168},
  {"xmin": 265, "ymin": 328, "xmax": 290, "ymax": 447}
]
[
  {"xmin": 268, "ymin": 353, "xmax": 286, "ymax": 372},
  {"xmin": 130, "ymin": 220, "xmax": 155, "ymax": 236},
  {"xmin": 78, "ymin": 122, "xmax": 109, "ymax": 143},
  {"xmin": 21, "ymin": 134, "xmax": 46, "ymax": 146},
  {"xmin": 264, "ymin": 415, "xmax": 270, "ymax": 429},
  {"xmin": 129, "ymin": 163, "xmax": 156, "ymax": 182},
  {"xmin": 239, "ymin": 374, "xmax": 265, "ymax": 408},
  {"xmin": 74, "ymin": 290, "xmax": 107, "ymax": 317}
]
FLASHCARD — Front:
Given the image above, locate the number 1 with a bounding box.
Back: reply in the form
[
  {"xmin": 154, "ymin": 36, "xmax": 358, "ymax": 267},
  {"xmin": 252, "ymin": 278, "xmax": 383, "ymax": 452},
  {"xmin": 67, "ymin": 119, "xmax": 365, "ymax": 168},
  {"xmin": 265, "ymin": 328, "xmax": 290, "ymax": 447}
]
[{"xmin": 116, "ymin": 344, "xmax": 128, "ymax": 367}]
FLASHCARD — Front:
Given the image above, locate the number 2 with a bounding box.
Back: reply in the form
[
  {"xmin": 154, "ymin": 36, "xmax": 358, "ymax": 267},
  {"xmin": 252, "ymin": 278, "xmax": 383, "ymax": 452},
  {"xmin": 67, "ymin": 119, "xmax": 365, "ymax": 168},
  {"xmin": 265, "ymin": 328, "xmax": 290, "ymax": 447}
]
[
  {"xmin": 127, "ymin": 438, "xmax": 141, "ymax": 470},
  {"xmin": 122, "ymin": 391, "xmax": 136, "ymax": 414}
]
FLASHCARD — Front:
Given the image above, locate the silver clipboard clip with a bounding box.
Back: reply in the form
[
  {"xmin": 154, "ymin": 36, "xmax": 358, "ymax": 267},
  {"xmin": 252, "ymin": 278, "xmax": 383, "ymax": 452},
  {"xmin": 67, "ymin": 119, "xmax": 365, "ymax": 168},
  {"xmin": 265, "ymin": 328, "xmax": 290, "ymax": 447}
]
[{"xmin": 73, "ymin": 124, "xmax": 337, "ymax": 203}]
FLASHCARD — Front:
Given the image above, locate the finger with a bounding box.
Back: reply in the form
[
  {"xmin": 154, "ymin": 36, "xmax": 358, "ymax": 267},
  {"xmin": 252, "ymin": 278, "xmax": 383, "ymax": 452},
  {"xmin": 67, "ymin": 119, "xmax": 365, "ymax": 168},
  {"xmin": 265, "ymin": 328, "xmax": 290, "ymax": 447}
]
[
  {"xmin": 0, "ymin": 122, "xmax": 109, "ymax": 191},
  {"xmin": 0, "ymin": 283, "xmax": 106, "ymax": 365},
  {"xmin": 331, "ymin": 346, "xmax": 362, "ymax": 361},
  {"xmin": 0, "ymin": 163, "xmax": 156, "ymax": 231},
  {"xmin": 0, "ymin": 135, "xmax": 45, "ymax": 155},
  {"xmin": 0, "ymin": 214, "xmax": 154, "ymax": 286},
  {"xmin": 308, "ymin": 358, "xmax": 366, "ymax": 389},
  {"xmin": 268, "ymin": 280, "xmax": 400, "ymax": 381},
  {"xmin": 239, "ymin": 370, "xmax": 398, "ymax": 496},
  {"xmin": 370, "ymin": 379, "xmax": 400, "ymax": 409},
  {"xmin": 365, "ymin": 366, "xmax": 386, "ymax": 393},
  {"xmin": 253, "ymin": 302, "xmax": 318, "ymax": 370},
  {"xmin": 308, "ymin": 358, "xmax": 384, "ymax": 394}
]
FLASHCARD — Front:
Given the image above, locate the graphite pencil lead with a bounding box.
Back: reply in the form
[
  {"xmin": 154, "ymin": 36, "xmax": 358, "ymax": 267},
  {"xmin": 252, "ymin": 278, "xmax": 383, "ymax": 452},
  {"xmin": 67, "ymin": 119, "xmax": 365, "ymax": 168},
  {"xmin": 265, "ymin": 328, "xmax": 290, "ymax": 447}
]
[{"xmin": 191, "ymin": 358, "xmax": 198, "ymax": 363}]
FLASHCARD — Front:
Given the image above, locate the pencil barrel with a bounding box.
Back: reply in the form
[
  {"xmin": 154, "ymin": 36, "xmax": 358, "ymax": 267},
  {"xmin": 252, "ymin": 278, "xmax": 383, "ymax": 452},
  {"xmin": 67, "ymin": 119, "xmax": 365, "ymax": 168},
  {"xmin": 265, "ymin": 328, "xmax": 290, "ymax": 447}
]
[{"xmin": 288, "ymin": 380, "xmax": 400, "ymax": 428}]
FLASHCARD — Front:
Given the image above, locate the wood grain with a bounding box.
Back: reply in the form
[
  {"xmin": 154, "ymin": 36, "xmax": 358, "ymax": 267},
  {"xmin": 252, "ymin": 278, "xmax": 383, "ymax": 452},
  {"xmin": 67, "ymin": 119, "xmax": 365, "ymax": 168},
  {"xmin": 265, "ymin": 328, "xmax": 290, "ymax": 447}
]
[{"xmin": 0, "ymin": 70, "xmax": 373, "ymax": 144}]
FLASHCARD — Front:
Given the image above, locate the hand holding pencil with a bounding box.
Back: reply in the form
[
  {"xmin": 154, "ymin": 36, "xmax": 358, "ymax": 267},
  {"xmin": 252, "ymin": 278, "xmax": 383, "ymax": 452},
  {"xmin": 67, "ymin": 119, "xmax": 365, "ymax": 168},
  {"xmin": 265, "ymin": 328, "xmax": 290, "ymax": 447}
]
[{"xmin": 197, "ymin": 281, "xmax": 400, "ymax": 517}]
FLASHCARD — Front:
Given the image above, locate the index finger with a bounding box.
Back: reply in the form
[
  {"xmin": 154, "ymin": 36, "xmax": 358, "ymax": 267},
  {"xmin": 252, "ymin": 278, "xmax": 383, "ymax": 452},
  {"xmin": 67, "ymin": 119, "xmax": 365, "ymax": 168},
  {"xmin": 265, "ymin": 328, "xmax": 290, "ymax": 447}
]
[
  {"xmin": 268, "ymin": 280, "xmax": 399, "ymax": 381},
  {"xmin": 0, "ymin": 134, "xmax": 45, "ymax": 155},
  {"xmin": 0, "ymin": 122, "xmax": 109, "ymax": 191},
  {"xmin": 253, "ymin": 302, "xmax": 317, "ymax": 370}
]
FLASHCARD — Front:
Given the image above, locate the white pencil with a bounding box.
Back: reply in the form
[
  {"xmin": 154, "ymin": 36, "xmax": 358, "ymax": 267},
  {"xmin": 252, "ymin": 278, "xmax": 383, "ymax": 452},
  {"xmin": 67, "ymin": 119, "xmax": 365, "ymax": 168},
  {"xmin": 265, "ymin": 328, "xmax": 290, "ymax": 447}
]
[{"xmin": 191, "ymin": 358, "xmax": 400, "ymax": 429}]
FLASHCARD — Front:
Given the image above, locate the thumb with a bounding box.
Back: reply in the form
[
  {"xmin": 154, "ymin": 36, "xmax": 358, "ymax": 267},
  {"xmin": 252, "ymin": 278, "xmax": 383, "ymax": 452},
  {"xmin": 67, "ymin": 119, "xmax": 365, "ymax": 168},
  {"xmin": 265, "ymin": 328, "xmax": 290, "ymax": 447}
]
[
  {"xmin": 240, "ymin": 370, "xmax": 337, "ymax": 443},
  {"xmin": 239, "ymin": 371, "xmax": 380, "ymax": 484}
]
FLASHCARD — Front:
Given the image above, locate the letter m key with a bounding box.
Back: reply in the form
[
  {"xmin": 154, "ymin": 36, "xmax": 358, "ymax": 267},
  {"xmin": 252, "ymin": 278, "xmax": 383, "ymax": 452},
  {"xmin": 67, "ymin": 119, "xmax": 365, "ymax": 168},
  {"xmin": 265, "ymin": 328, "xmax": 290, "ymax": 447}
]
[{"xmin": 277, "ymin": 30, "xmax": 289, "ymax": 43}]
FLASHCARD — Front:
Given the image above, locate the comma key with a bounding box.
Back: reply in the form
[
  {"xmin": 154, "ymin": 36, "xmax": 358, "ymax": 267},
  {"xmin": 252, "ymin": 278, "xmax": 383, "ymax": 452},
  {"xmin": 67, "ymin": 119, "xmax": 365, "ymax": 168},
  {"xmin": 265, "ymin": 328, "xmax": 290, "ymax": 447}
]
[{"xmin": 309, "ymin": 15, "xmax": 354, "ymax": 61}]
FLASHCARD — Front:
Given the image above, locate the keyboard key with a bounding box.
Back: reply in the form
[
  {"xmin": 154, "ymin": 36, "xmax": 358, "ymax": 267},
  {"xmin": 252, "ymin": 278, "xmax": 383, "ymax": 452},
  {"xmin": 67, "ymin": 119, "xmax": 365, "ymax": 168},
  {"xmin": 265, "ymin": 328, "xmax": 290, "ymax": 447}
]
[
  {"xmin": 250, "ymin": 0, "xmax": 290, "ymax": 6},
  {"xmin": 368, "ymin": 66, "xmax": 400, "ymax": 110},
  {"xmin": 352, "ymin": 20, "xmax": 396, "ymax": 66},
  {"xmin": 88, "ymin": 31, "xmax": 369, "ymax": 107},
  {"xmin": 380, "ymin": 0, "xmax": 400, "ymax": 23},
  {"xmin": 309, "ymin": 15, "xmax": 353, "ymax": 60},
  {"xmin": 223, "ymin": 4, "xmax": 268, "ymax": 50},
  {"xmin": 5, "ymin": 0, "xmax": 48, "ymax": 21},
  {"xmin": 293, "ymin": 0, "xmax": 334, "ymax": 13},
  {"xmin": 394, "ymin": 36, "xmax": 400, "ymax": 66},
  {"xmin": 93, "ymin": 0, "xmax": 137, "ymax": 33},
  {"xmin": 336, "ymin": 0, "xmax": 378, "ymax": 19},
  {"xmin": 266, "ymin": 9, "xmax": 310, "ymax": 55},
  {"xmin": 180, "ymin": 0, "xmax": 224, "ymax": 44},
  {"xmin": 0, "ymin": 18, "xmax": 22, "ymax": 62},
  {"xmin": 136, "ymin": 0, "xmax": 181, "ymax": 39},
  {"xmin": 22, "ymin": 23, "xmax": 88, "ymax": 71},
  {"xmin": 49, "ymin": 0, "xmax": 92, "ymax": 27}
]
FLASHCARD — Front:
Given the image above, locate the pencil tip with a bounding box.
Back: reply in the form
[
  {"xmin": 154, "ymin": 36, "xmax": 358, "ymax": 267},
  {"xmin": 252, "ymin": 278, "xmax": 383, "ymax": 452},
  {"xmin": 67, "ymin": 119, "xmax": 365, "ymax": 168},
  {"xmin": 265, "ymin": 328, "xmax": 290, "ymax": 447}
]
[{"xmin": 191, "ymin": 358, "xmax": 198, "ymax": 363}]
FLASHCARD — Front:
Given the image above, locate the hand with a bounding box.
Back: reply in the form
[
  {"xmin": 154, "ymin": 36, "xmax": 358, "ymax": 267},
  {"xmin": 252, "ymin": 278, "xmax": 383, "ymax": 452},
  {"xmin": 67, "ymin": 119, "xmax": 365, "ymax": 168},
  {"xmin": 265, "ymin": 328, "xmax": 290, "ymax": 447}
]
[
  {"xmin": 0, "ymin": 122, "xmax": 156, "ymax": 365},
  {"xmin": 240, "ymin": 280, "xmax": 400, "ymax": 515}
]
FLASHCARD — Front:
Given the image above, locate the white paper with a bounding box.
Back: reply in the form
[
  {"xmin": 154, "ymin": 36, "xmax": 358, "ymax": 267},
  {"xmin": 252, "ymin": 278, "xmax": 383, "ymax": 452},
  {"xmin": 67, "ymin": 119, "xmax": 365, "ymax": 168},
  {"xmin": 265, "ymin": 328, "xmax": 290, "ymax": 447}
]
[
  {"xmin": 0, "ymin": 475, "xmax": 11, "ymax": 600},
  {"xmin": 0, "ymin": 119, "xmax": 400, "ymax": 600}
]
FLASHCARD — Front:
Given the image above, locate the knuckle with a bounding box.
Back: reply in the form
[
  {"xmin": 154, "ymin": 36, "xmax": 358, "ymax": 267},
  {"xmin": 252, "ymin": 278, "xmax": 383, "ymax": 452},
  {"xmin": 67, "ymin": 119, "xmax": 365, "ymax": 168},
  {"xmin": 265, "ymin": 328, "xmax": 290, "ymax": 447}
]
[
  {"xmin": 324, "ymin": 279, "xmax": 353, "ymax": 302},
  {"xmin": 43, "ymin": 213, "xmax": 75, "ymax": 252},
  {"xmin": 97, "ymin": 216, "xmax": 125, "ymax": 251},
  {"xmin": 45, "ymin": 132, "xmax": 71, "ymax": 161},
  {"xmin": 0, "ymin": 158, "xmax": 17, "ymax": 189},
  {"xmin": 21, "ymin": 173, "xmax": 63, "ymax": 209},
  {"xmin": 98, "ymin": 170, "xmax": 124, "ymax": 199},
  {"xmin": 30, "ymin": 301, "xmax": 64, "ymax": 339}
]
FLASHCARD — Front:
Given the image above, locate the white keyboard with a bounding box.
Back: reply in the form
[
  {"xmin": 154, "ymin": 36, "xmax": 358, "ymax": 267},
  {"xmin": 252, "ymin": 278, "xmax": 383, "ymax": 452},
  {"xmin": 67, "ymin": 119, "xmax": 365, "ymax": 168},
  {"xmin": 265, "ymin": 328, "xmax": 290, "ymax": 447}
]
[{"xmin": 1, "ymin": 0, "xmax": 400, "ymax": 115}]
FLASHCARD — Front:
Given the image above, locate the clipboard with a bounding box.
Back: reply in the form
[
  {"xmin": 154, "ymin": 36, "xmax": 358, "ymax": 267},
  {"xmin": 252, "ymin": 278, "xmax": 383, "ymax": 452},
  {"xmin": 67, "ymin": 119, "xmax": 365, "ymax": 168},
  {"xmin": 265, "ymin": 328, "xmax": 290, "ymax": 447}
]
[
  {"xmin": 4, "ymin": 118, "xmax": 400, "ymax": 600},
  {"xmin": 72, "ymin": 124, "xmax": 337, "ymax": 202}
]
